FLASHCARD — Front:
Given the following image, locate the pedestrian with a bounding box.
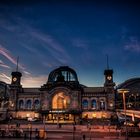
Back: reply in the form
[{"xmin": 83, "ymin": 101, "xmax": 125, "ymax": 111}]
[
  {"xmin": 19, "ymin": 128, "xmax": 23, "ymax": 137},
  {"xmin": 35, "ymin": 128, "xmax": 39, "ymax": 140},
  {"xmin": 83, "ymin": 134, "xmax": 85, "ymax": 140},
  {"xmin": 59, "ymin": 123, "xmax": 61, "ymax": 128},
  {"xmin": 24, "ymin": 133, "xmax": 27, "ymax": 140},
  {"xmin": 1, "ymin": 129, "xmax": 5, "ymax": 138}
]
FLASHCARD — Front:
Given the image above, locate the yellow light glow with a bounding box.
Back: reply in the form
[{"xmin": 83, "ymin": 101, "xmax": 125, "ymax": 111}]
[
  {"xmin": 117, "ymin": 89, "xmax": 129, "ymax": 94},
  {"xmin": 52, "ymin": 92, "xmax": 70, "ymax": 109},
  {"xmin": 26, "ymin": 113, "xmax": 30, "ymax": 117},
  {"xmin": 102, "ymin": 114, "xmax": 106, "ymax": 118},
  {"xmin": 110, "ymin": 103, "xmax": 113, "ymax": 107},
  {"xmin": 92, "ymin": 113, "xmax": 96, "ymax": 118},
  {"xmin": 35, "ymin": 113, "xmax": 39, "ymax": 118}
]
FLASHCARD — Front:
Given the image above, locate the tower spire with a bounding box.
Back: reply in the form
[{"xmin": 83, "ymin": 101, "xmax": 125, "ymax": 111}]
[
  {"xmin": 106, "ymin": 54, "xmax": 109, "ymax": 69},
  {"xmin": 16, "ymin": 56, "xmax": 19, "ymax": 72}
]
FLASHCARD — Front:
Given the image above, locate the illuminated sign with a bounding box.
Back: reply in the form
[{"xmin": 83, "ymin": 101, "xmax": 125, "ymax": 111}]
[{"xmin": 49, "ymin": 110, "xmax": 66, "ymax": 113}]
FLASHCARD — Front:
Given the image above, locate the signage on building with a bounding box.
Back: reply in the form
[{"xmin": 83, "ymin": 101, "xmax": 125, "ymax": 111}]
[{"xmin": 49, "ymin": 110, "xmax": 66, "ymax": 113}]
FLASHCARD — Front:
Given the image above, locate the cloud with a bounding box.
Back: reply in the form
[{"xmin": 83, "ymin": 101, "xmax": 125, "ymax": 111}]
[
  {"xmin": 23, "ymin": 71, "xmax": 31, "ymax": 75},
  {"xmin": 31, "ymin": 31, "xmax": 64, "ymax": 53},
  {"xmin": 29, "ymin": 31, "xmax": 71, "ymax": 64},
  {"xmin": 0, "ymin": 73, "xmax": 11, "ymax": 83},
  {"xmin": 0, "ymin": 44, "xmax": 25, "ymax": 69},
  {"xmin": 124, "ymin": 37, "xmax": 140, "ymax": 53},
  {"xmin": 2, "ymin": 15, "xmax": 71, "ymax": 65},
  {"xmin": 0, "ymin": 72, "xmax": 48, "ymax": 87},
  {"xmin": 22, "ymin": 75, "xmax": 48, "ymax": 87},
  {"xmin": 0, "ymin": 44, "xmax": 31, "ymax": 76},
  {"xmin": 72, "ymin": 39, "xmax": 89, "ymax": 49},
  {"xmin": 0, "ymin": 60, "xmax": 10, "ymax": 69},
  {"xmin": 42, "ymin": 62, "xmax": 53, "ymax": 68}
]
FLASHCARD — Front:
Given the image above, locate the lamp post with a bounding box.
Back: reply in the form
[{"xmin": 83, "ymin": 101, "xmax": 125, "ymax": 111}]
[
  {"xmin": 28, "ymin": 123, "xmax": 32, "ymax": 140},
  {"xmin": 43, "ymin": 116, "xmax": 46, "ymax": 133},
  {"xmin": 117, "ymin": 89, "xmax": 129, "ymax": 140},
  {"xmin": 89, "ymin": 125, "xmax": 91, "ymax": 140},
  {"xmin": 73, "ymin": 123, "xmax": 76, "ymax": 140}
]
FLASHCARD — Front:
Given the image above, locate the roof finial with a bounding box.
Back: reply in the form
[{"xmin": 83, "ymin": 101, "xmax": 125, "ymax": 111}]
[
  {"xmin": 106, "ymin": 54, "xmax": 109, "ymax": 69},
  {"xmin": 16, "ymin": 56, "xmax": 19, "ymax": 71}
]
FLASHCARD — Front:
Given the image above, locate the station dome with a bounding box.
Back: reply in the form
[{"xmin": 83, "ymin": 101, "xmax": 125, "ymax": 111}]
[{"xmin": 47, "ymin": 66, "xmax": 79, "ymax": 84}]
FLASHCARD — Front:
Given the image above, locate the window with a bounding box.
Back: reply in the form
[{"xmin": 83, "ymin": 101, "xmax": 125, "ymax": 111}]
[
  {"xmin": 52, "ymin": 92, "xmax": 70, "ymax": 109},
  {"xmin": 82, "ymin": 100, "xmax": 88, "ymax": 109},
  {"xmin": 19, "ymin": 100, "xmax": 24, "ymax": 109},
  {"xmin": 91, "ymin": 99, "xmax": 96, "ymax": 110},
  {"xmin": 100, "ymin": 100, "xmax": 105, "ymax": 110},
  {"xmin": 34, "ymin": 99, "xmax": 40, "ymax": 109},
  {"xmin": 26, "ymin": 99, "xmax": 32, "ymax": 109}
]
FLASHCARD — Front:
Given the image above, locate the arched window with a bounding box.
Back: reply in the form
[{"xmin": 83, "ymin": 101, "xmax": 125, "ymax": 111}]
[
  {"xmin": 48, "ymin": 66, "xmax": 79, "ymax": 83},
  {"xmin": 26, "ymin": 99, "xmax": 32, "ymax": 109},
  {"xmin": 91, "ymin": 99, "xmax": 96, "ymax": 110},
  {"xmin": 34, "ymin": 99, "xmax": 40, "ymax": 109},
  {"xmin": 100, "ymin": 100, "xmax": 105, "ymax": 110},
  {"xmin": 52, "ymin": 92, "xmax": 70, "ymax": 109},
  {"xmin": 19, "ymin": 100, "xmax": 24, "ymax": 109},
  {"xmin": 82, "ymin": 100, "xmax": 88, "ymax": 109}
]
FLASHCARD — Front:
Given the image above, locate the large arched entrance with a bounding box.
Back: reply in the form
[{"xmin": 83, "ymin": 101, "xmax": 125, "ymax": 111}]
[
  {"xmin": 52, "ymin": 92, "xmax": 70, "ymax": 109},
  {"xmin": 46, "ymin": 92, "xmax": 75, "ymax": 123}
]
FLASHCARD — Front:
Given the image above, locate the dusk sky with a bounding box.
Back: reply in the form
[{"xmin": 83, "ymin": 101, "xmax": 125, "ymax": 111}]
[{"xmin": 0, "ymin": 0, "xmax": 140, "ymax": 87}]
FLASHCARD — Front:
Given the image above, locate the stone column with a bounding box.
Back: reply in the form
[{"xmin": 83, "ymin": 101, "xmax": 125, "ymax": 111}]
[{"xmin": 88, "ymin": 98, "xmax": 91, "ymax": 110}]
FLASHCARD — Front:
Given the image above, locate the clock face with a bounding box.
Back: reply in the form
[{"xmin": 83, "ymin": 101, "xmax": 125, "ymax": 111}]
[
  {"xmin": 13, "ymin": 77, "xmax": 17, "ymax": 82},
  {"xmin": 107, "ymin": 76, "xmax": 112, "ymax": 80}
]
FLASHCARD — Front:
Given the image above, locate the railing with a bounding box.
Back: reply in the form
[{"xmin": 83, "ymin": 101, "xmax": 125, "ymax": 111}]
[{"xmin": 117, "ymin": 109, "xmax": 140, "ymax": 118}]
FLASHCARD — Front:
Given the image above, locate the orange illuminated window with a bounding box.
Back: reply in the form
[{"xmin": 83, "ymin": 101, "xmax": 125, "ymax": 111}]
[{"xmin": 52, "ymin": 92, "xmax": 70, "ymax": 109}]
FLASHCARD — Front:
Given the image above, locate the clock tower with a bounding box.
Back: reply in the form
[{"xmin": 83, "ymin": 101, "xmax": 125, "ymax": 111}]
[
  {"xmin": 104, "ymin": 55, "xmax": 115, "ymax": 87},
  {"xmin": 104, "ymin": 55, "xmax": 115, "ymax": 111},
  {"xmin": 104, "ymin": 69, "xmax": 115, "ymax": 87},
  {"xmin": 11, "ymin": 71, "xmax": 22, "ymax": 86},
  {"xmin": 11, "ymin": 57, "xmax": 22, "ymax": 86},
  {"xmin": 9, "ymin": 57, "xmax": 22, "ymax": 114}
]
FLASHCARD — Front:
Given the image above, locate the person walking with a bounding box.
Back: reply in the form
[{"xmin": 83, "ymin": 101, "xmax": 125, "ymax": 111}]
[{"xmin": 83, "ymin": 134, "xmax": 85, "ymax": 140}]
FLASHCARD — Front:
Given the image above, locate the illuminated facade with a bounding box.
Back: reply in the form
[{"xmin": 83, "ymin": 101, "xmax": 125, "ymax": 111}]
[{"xmin": 0, "ymin": 66, "xmax": 116, "ymax": 123}]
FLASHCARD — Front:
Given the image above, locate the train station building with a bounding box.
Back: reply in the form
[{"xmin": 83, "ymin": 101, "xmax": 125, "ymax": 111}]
[{"xmin": 0, "ymin": 66, "xmax": 117, "ymax": 123}]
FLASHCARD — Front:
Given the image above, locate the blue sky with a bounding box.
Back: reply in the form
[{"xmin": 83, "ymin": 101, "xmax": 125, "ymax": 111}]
[{"xmin": 0, "ymin": 0, "xmax": 140, "ymax": 87}]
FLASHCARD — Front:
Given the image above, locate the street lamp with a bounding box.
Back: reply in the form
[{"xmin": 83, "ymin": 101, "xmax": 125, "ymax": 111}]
[
  {"xmin": 28, "ymin": 123, "xmax": 32, "ymax": 140},
  {"xmin": 73, "ymin": 123, "xmax": 76, "ymax": 140},
  {"xmin": 88, "ymin": 123, "xmax": 91, "ymax": 140},
  {"xmin": 117, "ymin": 88, "xmax": 129, "ymax": 140}
]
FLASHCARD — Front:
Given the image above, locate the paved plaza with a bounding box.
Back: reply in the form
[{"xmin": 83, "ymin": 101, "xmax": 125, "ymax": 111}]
[{"xmin": 0, "ymin": 123, "xmax": 140, "ymax": 140}]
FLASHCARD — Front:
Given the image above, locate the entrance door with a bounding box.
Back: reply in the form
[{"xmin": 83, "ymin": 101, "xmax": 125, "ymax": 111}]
[{"xmin": 46, "ymin": 113, "xmax": 74, "ymax": 123}]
